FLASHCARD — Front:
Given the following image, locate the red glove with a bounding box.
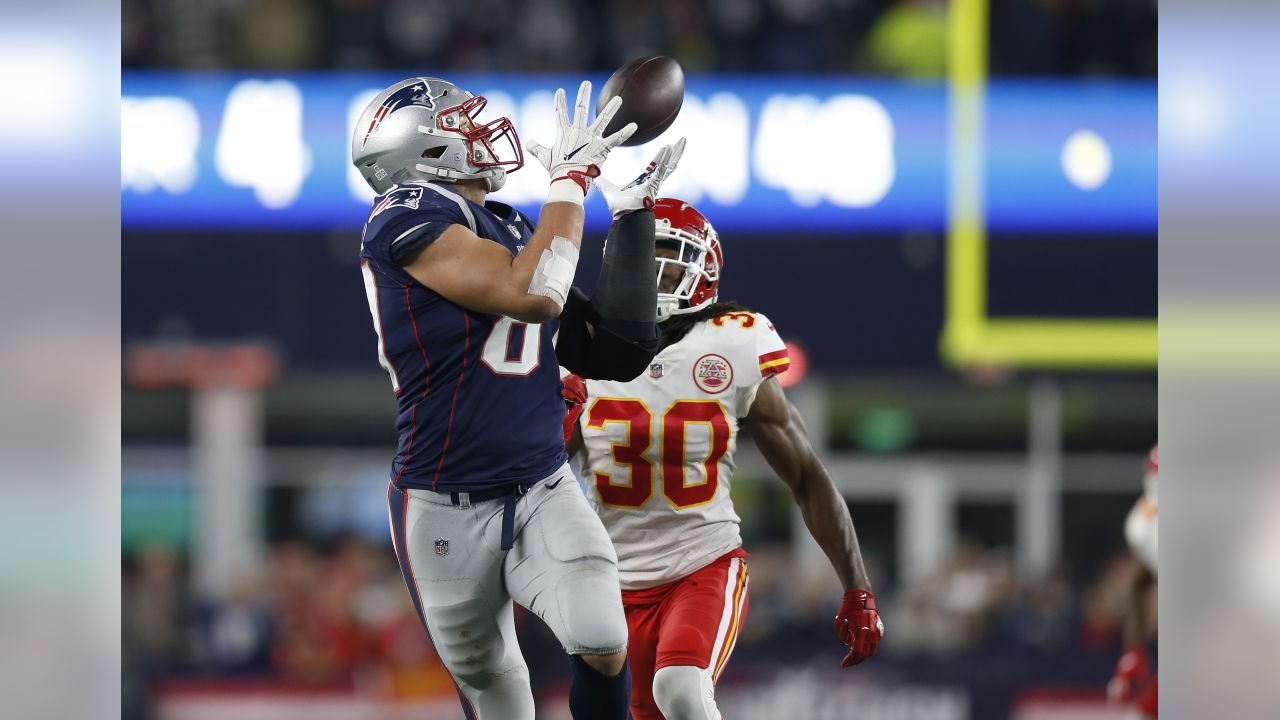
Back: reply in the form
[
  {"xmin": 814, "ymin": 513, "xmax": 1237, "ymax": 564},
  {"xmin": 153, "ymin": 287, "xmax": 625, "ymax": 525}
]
[
  {"xmin": 561, "ymin": 374, "xmax": 587, "ymax": 445},
  {"xmin": 834, "ymin": 589, "xmax": 883, "ymax": 668},
  {"xmin": 1107, "ymin": 647, "xmax": 1151, "ymax": 703}
]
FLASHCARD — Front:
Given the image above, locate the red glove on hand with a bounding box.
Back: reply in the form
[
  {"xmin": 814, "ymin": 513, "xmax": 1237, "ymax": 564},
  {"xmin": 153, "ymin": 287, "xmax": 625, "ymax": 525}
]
[
  {"xmin": 1107, "ymin": 647, "xmax": 1151, "ymax": 703},
  {"xmin": 561, "ymin": 374, "xmax": 588, "ymax": 445},
  {"xmin": 834, "ymin": 589, "xmax": 883, "ymax": 668}
]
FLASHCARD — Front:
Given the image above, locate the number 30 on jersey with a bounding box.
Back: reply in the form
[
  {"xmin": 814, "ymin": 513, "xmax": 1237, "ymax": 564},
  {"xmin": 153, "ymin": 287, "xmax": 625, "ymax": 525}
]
[{"xmin": 586, "ymin": 398, "xmax": 731, "ymax": 510}]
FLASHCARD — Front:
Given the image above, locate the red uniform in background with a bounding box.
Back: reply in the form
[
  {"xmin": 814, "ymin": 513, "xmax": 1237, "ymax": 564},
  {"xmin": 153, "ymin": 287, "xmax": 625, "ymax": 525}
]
[{"xmin": 1109, "ymin": 445, "xmax": 1158, "ymax": 718}]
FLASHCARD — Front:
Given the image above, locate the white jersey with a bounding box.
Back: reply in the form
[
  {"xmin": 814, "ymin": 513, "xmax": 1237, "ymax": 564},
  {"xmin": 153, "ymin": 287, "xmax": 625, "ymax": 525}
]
[
  {"xmin": 575, "ymin": 311, "xmax": 790, "ymax": 590},
  {"xmin": 1124, "ymin": 447, "xmax": 1158, "ymax": 575}
]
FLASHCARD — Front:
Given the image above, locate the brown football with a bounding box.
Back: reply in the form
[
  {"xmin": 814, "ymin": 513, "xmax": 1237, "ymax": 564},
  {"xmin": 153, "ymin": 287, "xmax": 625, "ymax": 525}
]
[{"xmin": 596, "ymin": 56, "xmax": 685, "ymax": 146}]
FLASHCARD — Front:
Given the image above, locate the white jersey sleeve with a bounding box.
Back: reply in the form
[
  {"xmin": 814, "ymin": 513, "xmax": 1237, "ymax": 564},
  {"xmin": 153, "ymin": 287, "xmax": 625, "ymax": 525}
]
[
  {"xmin": 577, "ymin": 311, "xmax": 791, "ymax": 590},
  {"xmin": 730, "ymin": 311, "xmax": 790, "ymax": 417}
]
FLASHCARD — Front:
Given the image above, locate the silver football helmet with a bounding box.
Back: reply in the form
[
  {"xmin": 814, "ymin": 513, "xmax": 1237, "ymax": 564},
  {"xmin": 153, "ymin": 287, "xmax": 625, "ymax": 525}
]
[{"xmin": 351, "ymin": 77, "xmax": 524, "ymax": 194}]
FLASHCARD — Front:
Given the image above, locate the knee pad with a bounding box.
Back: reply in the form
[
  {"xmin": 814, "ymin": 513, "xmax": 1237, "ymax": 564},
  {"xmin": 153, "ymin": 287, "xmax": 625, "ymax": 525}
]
[
  {"xmin": 557, "ymin": 564, "xmax": 629, "ymax": 654},
  {"xmin": 537, "ymin": 494, "xmax": 627, "ymax": 654},
  {"xmin": 652, "ymin": 665, "xmax": 719, "ymax": 720}
]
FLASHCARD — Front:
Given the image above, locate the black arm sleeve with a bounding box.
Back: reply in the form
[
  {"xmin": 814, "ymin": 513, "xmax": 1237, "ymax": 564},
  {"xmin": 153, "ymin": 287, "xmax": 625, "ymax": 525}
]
[
  {"xmin": 554, "ymin": 211, "xmax": 660, "ymax": 380},
  {"xmin": 592, "ymin": 209, "xmax": 658, "ymax": 328}
]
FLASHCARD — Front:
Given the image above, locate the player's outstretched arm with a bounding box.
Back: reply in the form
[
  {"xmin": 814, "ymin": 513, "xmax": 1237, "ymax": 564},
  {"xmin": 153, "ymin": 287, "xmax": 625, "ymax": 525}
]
[
  {"xmin": 399, "ymin": 202, "xmax": 583, "ymax": 323},
  {"xmin": 400, "ymin": 81, "xmax": 635, "ymax": 323},
  {"xmin": 745, "ymin": 376, "xmax": 883, "ymax": 667},
  {"xmin": 555, "ymin": 140, "xmax": 685, "ymax": 381}
]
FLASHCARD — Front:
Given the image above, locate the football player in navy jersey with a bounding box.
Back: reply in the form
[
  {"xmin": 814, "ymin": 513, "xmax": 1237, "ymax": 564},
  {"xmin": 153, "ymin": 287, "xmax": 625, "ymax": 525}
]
[{"xmin": 352, "ymin": 77, "xmax": 683, "ymax": 720}]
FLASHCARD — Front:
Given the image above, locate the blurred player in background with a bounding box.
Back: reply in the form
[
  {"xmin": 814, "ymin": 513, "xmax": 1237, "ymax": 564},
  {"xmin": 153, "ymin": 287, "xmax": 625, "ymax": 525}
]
[
  {"xmin": 563, "ymin": 198, "xmax": 882, "ymax": 720},
  {"xmin": 352, "ymin": 76, "xmax": 683, "ymax": 720},
  {"xmin": 1108, "ymin": 445, "xmax": 1158, "ymax": 718}
]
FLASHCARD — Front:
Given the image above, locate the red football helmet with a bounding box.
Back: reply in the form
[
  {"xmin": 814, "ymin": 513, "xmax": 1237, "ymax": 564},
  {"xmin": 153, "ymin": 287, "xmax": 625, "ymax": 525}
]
[{"xmin": 653, "ymin": 198, "xmax": 723, "ymax": 321}]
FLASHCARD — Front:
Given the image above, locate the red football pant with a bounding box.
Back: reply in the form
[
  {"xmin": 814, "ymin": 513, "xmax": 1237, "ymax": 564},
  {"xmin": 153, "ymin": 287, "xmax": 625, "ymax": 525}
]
[
  {"xmin": 1139, "ymin": 673, "xmax": 1158, "ymax": 718},
  {"xmin": 621, "ymin": 548, "xmax": 749, "ymax": 720}
]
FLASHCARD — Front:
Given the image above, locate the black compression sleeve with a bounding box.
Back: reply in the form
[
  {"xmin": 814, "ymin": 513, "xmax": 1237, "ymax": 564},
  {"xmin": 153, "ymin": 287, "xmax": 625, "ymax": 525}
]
[
  {"xmin": 591, "ymin": 209, "xmax": 658, "ymax": 331},
  {"xmin": 555, "ymin": 211, "xmax": 660, "ymax": 381},
  {"xmin": 555, "ymin": 286, "xmax": 658, "ymax": 381}
]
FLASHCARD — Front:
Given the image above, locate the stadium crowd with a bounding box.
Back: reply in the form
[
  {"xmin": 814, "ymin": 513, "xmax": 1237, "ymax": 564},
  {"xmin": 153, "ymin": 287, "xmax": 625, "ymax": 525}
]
[{"xmin": 122, "ymin": 0, "xmax": 1155, "ymax": 78}]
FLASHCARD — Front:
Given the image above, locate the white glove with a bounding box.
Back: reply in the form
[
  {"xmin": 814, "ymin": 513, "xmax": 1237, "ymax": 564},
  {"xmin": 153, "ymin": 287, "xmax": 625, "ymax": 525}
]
[
  {"xmin": 597, "ymin": 137, "xmax": 686, "ymax": 219},
  {"xmin": 526, "ymin": 80, "xmax": 637, "ymax": 205}
]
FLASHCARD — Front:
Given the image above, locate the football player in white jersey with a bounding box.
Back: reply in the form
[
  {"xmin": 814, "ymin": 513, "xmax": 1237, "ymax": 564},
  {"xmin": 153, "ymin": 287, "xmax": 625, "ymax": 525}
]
[
  {"xmin": 1108, "ymin": 445, "xmax": 1158, "ymax": 718},
  {"xmin": 561, "ymin": 198, "xmax": 882, "ymax": 720}
]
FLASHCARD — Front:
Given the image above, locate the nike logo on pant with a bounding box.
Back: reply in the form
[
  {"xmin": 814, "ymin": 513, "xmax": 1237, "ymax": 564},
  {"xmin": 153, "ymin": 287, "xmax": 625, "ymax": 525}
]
[{"xmin": 546, "ymin": 478, "xmax": 565, "ymax": 490}]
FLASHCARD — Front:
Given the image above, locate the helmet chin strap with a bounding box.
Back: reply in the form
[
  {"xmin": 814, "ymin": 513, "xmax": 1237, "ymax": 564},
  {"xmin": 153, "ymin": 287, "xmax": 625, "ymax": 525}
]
[
  {"xmin": 656, "ymin": 296, "xmax": 681, "ymax": 321},
  {"xmin": 411, "ymin": 163, "xmax": 504, "ymax": 193},
  {"xmin": 483, "ymin": 168, "xmax": 506, "ymax": 193}
]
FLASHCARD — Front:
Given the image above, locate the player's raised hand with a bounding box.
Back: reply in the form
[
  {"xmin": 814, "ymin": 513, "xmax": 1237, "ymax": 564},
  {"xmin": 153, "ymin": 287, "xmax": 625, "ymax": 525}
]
[
  {"xmin": 597, "ymin": 137, "xmax": 686, "ymax": 219},
  {"xmin": 834, "ymin": 589, "xmax": 883, "ymax": 668},
  {"xmin": 526, "ymin": 80, "xmax": 638, "ymax": 204}
]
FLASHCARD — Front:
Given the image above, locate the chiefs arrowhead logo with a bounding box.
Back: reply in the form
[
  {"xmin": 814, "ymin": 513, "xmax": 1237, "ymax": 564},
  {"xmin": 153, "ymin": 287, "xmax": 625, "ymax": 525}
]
[{"xmin": 692, "ymin": 354, "xmax": 733, "ymax": 394}]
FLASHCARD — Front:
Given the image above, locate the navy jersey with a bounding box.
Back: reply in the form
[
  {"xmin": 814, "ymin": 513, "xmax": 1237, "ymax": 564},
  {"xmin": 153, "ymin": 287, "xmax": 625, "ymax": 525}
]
[{"xmin": 359, "ymin": 181, "xmax": 567, "ymax": 492}]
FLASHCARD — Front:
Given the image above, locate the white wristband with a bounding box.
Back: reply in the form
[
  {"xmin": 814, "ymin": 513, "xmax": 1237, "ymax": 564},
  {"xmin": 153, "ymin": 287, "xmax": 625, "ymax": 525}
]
[
  {"xmin": 528, "ymin": 235, "xmax": 579, "ymax": 309},
  {"xmin": 546, "ymin": 178, "xmax": 587, "ymax": 206}
]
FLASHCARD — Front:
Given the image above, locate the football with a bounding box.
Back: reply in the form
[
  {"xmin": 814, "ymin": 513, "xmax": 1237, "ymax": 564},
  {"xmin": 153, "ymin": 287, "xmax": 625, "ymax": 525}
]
[{"xmin": 596, "ymin": 55, "xmax": 685, "ymax": 146}]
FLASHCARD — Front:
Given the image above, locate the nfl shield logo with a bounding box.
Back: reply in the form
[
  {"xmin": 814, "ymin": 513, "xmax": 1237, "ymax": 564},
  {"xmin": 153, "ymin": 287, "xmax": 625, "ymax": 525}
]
[
  {"xmin": 434, "ymin": 538, "xmax": 450, "ymax": 557},
  {"xmin": 649, "ymin": 363, "xmax": 664, "ymax": 379}
]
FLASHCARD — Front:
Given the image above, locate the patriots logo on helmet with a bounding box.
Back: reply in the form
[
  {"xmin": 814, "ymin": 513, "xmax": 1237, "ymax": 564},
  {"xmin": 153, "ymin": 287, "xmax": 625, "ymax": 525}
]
[{"xmin": 362, "ymin": 80, "xmax": 450, "ymax": 148}]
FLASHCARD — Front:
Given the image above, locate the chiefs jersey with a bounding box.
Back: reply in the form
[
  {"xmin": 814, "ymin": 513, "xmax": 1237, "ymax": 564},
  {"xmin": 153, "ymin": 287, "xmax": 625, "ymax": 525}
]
[
  {"xmin": 1124, "ymin": 445, "xmax": 1159, "ymax": 574},
  {"xmin": 576, "ymin": 311, "xmax": 790, "ymax": 590}
]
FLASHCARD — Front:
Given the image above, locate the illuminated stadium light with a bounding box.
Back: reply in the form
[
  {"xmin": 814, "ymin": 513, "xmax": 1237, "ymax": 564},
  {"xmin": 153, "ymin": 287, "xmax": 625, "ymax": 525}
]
[
  {"xmin": 652, "ymin": 92, "xmax": 751, "ymax": 205},
  {"xmin": 1061, "ymin": 129, "xmax": 1112, "ymax": 191},
  {"xmin": 587, "ymin": 92, "xmax": 751, "ymax": 207},
  {"xmin": 755, "ymin": 94, "xmax": 895, "ymax": 207},
  {"xmin": 215, "ymin": 80, "xmax": 313, "ymax": 209},
  {"xmin": 121, "ymin": 97, "xmax": 200, "ymax": 194}
]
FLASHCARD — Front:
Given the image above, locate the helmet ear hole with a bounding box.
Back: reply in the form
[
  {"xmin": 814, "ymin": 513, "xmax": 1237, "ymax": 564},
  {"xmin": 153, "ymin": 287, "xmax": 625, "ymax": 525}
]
[{"xmin": 421, "ymin": 146, "xmax": 447, "ymax": 159}]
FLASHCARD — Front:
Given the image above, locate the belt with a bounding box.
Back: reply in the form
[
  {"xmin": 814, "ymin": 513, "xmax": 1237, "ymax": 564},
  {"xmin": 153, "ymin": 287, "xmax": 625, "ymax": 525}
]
[{"xmin": 450, "ymin": 479, "xmax": 541, "ymax": 551}]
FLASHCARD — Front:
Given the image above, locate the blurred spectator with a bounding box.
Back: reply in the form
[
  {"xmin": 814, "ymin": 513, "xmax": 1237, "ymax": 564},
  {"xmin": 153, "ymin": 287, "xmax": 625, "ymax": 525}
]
[
  {"xmin": 862, "ymin": 0, "xmax": 948, "ymax": 79},
  {"xmin": 123, "ymin": 542, "xmax": 195, "ymax": 720},
  {"xmin": 124, "ymin": 542, "xmax": 193, "ymax": 671},
  {"xmin": 1078, "ymin": 551, "xmax": 1138, "ymax": 649},
  {"xmin": 990, "ymin": 0, "xmax": 1067, "ymax": 76},
  {"xmin": 332, "ymin": 0, "xmax": 391, "ymax": 69},
  {"xmin": 367, "ymin": 592, "xmax": 458, "ymax": 698},
  {"xmin": 194, "ymin": 572, "xmax": 275, "ymax": 675},
  {"xmin": 232, "ymin": 0, "xmax": 326, "ymax": 69}
]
